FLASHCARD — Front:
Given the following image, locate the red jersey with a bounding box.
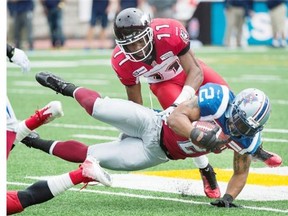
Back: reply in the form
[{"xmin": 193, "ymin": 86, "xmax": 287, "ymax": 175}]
[
  {"xmin": 162, "ymin": 123, "xmax": 210, "ymax": 160},
  {"xmin": 111, "ymin": 18, "xmax": 190, "ymax": 86},
  {"xmin": 111, "ymin": 18, "xmax": 228, "ymax": 109}
]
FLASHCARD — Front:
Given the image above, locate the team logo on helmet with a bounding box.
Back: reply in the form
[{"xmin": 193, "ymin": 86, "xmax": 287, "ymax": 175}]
[{"xmin": 242, "ymin": 92, "xmax": 258, "ymax": 106}]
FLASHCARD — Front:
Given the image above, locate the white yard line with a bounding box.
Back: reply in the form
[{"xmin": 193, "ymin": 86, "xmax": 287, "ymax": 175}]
[
  {"xmin": 71, "ymin": 133, "xmax": 288, "ymax": 144},
  {"xmin": 46, "ymin": 123, "xmax": 288, "ymax": 135},
  {"xmin": 14, "ymin": 166, "xmax": 288, "ymax": 202},
  {"xmin": 8, "ymin": 173, "xmax": 288, "ymax": 213}
]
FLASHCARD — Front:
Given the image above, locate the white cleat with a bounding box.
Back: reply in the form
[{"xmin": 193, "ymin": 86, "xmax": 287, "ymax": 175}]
[
  {"xmin": 81, "ymin": 156, "xmax": 112, "ymax": 187},
  {"xmin": 40, "ymin": 101, "xmax": 64, "ymax": 124}
]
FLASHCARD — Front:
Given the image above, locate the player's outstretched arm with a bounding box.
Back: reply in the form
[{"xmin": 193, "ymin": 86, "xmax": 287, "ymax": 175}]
[{"xmin": 211, "ymin": 152, "xmax": 251, "ymax": 208}]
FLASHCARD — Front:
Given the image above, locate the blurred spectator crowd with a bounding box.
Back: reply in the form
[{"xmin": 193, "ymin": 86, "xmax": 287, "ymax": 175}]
[{"xmin": 6, "ymin": 0, "xmax": 287, "ymax": 50}]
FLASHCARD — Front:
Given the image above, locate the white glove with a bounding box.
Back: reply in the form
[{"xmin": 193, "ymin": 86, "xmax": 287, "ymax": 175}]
[
  {"xmin": 11, "ymin": 48, "xmax": 31, "ymax": 73},
  {"xmin": 156, "ymin": 105, "xmax": 177, "ymax": 124}
]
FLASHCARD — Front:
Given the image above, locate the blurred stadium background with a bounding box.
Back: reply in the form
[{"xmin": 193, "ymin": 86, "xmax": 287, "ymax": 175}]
[
  {"xmin": 6, "ymin": 0, "xmax": 288, "ymax": 215},
  {"xmin": 6, "ymin": 0, "xmax": 288, "ymax": 50}
]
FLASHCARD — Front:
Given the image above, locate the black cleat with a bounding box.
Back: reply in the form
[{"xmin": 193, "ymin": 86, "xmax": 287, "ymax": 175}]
[
  {"xmin": 21, "ymin": 131, "xmax": 40, "ymax": 148},
  {"xmin": 35, "ymin": 72, "xmax": 75, "ymax": 96},
  {"xmin": 252, "ymin": 146, "xmax": 282, "ymax": 167},
  {"xmin": 199, "ymin": 164, "xmax": 221, "ymax": 198}
]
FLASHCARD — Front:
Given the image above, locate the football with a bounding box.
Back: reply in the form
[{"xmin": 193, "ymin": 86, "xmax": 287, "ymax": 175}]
[{"xmin": 191, "ymin": 120, "xmax": 230, "ymax": 143}]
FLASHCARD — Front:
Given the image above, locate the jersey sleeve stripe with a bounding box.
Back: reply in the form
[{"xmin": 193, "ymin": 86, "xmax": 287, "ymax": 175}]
[
  {"xmin": 213, "ymin": 85, "xmax": 230, "ymax": 119},
  {"xmin": 199, "ymin": 84, "xmax": 230, "ymax": 121}
]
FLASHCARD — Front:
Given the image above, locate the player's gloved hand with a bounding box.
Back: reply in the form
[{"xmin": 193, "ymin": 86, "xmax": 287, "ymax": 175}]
[
  {"xmin": 156, "ymin": 104, "xmax": 177, "ymax": 124},
  {"xmin": 190, "ymin": 126, "xmax": 228, "ymax": 152},
  {"xmin": 10, "ymin": 48, "xmax": 31, "ymax": 73},
  {"xmin": 210, "ymin": 194, "xmax": 240, "ymax": 208}
]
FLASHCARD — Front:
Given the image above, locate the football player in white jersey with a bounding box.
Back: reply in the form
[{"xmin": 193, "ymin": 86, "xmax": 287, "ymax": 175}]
[
  {"xmin": 6, "ymin": 44, "xmax": 64, "ymax": 157},
  {"xmin": 23, "ymin": 71, "xmax": 282, "ymax": 208},
  {"xmin": 6, "ymin": 45, "xmax": 112, "ymax": 215},
  {"xmin": 7, "ymin": 44, "xmax": 31, "ymax": 156}
]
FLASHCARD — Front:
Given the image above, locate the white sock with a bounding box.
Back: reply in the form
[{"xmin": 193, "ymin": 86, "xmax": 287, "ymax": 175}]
[
  {"xmin": 47, "ymin": 173, "xmax": 74, "ymax": 196},
  {"xmin": 15, "ymin": 121, "xmax": 32, "ymax": 143},
  {"xmin": 192, "ymin": 155, "xmax": 209, "ymax": 169}
]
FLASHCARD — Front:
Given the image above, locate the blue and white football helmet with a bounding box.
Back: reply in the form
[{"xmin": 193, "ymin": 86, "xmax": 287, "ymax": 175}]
[{"xmin": 226, "ymin": 88, "xmax": 271, "ymax": 137}]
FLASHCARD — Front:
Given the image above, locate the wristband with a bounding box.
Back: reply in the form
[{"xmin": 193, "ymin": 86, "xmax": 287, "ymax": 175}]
[
  {"xmin": 174, "ymin": 85, "xmax": 196, "ymax": 104},
  {"xmin": 223, "ymin": 194, "xmax": 234, "ymax": 202},
  {"xmin": 189, "ymin": 128, "xmax": 201, "ymax": 143}
]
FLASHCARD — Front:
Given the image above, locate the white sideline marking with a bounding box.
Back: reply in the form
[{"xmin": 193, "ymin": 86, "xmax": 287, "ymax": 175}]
[
  {"xmin": 73, "ymin": 134, "xmax": 118, "ymax": 141},
  {"xmin": 7, "ymin": 179, "xmax": 288, "ymax": 213},
  {"xmin": 45, "ymin": 123, "xmax": 288, "ymax": 143},
  {"xmin": 13, "ymin": 80, "xmax": 109, "ymax": 86},
  {"xmin": 71, "ymin": 133, "xmax": 288, "ymax": 144},
  {"xmin": 74, "ymin": 188, "xmax": 288, "ymax": 213},
  {"xmin": 262, "ymin": 138, "xmax": 288, "ymax": 143},
  {"xmin": 249, "ymin": 167, "xmax": 288, "ymax": 175},
  {"xmin": 48, "ymin": 123, "xmax": 288, "ymax": 134},
  {"xmin": 7, "ymin": 88, "xmax": 288, "ymax": 106},
  {"xmin": 272, "ymin": 100, "xmax": 288, "ymax": 105},
  {"xmin": 109, "ymin": 174, "xmax": 288, "ymax": 201},
  {"xmin": 20, "ymin": 168, "xmax": 288, "ymax": 202},
  {"xmin": 264, "ymin": 128, "xmax": 288, "ymax": 133},
  {"xmin": 50, "ymin": 123, "xmax": 118, "ymax": 131},
  {"xmin": 7, "ymin": 59, "xmax": 111, "ymax": 68}
]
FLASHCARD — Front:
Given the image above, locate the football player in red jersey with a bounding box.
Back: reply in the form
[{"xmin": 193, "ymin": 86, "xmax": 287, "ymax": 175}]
[
  {"xmin": 24, "ymin": 71, "xmax": 281, "ymax": 208},
  {"xmin": 111, "ymin": 8, "xmax": 229, "ymax": 198}
]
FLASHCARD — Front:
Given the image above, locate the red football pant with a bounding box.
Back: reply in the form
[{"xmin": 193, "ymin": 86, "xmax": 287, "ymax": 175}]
[
  {"xmin": 150, "ymin": 59, "xmax": 229, "ymax": 109},
  {"xmin": 7, "ymin": 130, "xmax": 16, "ymax": 159},
  {"xmin": 7, "ymin": 191, "xmax": 24, "ymax": 215}
]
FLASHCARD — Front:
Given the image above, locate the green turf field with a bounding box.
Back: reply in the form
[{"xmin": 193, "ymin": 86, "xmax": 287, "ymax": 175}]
[{"xmin": 7, "ymin": 47, "xmax": 288, "ymax": 215}]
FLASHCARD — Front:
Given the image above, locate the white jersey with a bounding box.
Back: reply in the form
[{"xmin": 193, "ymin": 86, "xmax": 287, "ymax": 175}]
[{"xmin": 6, "ymin": 97, "xmax": 18, "ymax": 132}]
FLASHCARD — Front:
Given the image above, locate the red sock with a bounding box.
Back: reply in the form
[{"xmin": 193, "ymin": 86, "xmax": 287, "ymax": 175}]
[
  {"xmin": 69, "ymin": 167, "xmax": 85, "ymax": 185},
  {"xmin": 7, "ymin": 191, "xmax": 24, "ymax": 215},
  {"xmin": 52, "ymin": 140, "xmax": 88, "ymax": 163},
  {"xmin": 24, "ymin": 106, "xmax": 50, "ymax": 130},
  {"xmin": 7, "ymin": 130, "xmax": 16, "ymax": 159},
  {"xmin": 74, "ymin": 88, "xmax": 101, "ymax": 115}
]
